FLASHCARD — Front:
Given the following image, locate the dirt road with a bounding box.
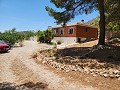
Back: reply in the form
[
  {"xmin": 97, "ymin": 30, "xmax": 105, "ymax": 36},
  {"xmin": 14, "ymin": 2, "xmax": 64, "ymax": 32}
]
[{"xmin": 0, "ymin": 41, "xmax": 95, "ymax": 90}]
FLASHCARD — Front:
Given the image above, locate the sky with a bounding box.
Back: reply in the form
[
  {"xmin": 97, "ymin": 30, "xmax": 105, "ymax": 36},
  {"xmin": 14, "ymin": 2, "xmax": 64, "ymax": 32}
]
[{"xmin": 0, "ymin": 0, "xmax": 99, "ymax": 32}]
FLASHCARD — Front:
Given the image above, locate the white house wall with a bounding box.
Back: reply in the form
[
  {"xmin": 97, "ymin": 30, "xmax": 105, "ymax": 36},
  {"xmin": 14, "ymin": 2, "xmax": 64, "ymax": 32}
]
[
  {"xmin": 80, "ymin": 38, "xmax": 87, "ymax": 41},
  {"xmin": 52, "ymin": 37, "xmax": 77, "ymax": 44}
]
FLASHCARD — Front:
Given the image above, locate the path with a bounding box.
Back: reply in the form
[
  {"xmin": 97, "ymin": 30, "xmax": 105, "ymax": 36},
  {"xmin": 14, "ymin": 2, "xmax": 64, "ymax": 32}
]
[{"xmin": 0, "ymin": 40, "xmax": 95, "ymax": 90}]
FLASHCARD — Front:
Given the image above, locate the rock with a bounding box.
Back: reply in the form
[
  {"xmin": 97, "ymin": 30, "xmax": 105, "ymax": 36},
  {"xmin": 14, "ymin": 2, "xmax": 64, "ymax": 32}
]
[
  {"xmin": 118, "ymin": 72, "xmax": 120, "ymax": 75},
  {"xmin": 36, "ymin": 49, "xmax": 120, "ymax": 79},
  {"xmin": 118, "ymin": 77, "xmax": 120, "ymax": 80},
  {"xmin": 77, "ymin": 67, "xmax": 83, "ymax": 72},
  {"xmin": 75, "ymin": 65, "xmax": 78, "ymax": 67},
  {"xmin": 66, "ymin": 70, "xmax": 70, "ymax": 72},
  {"xmin": 115, "ymin": 75, "xmax": 120, "ymax": 78},
  {"xmin": 74, "ymin": 69, "xmax": 78, "ymax": 71},
  {"xmin": 60, "ymin": 66, "xmax": 65, "ymax": 70},
  {"xmin": 103, "ymin": 74, "xmax": 108, "ymax": 78},
  {"xmin": 90, "ymin": 69, "xmax": 95, "ymax": 72},
  {"xmin": 84, "ymin": 68, "xmax": 90, "ymax": 74},
  {"xmin": 42, "ymin": 61, "xmax": 46, "ymax": 64},
  {"xmin": 113, "ymin": 70, "xmax": 120, "ymax": 74},
  {"xmin": 99, "ymin": 71, "xmax": 105, "ymax": 76},
  {"xmin": 70, "ymin": 66, "xmax": 76, "ymax": 70},
  {"xmin": 108, "ymin": 69, "xmax": 114, "ymax": 75},
  {"xmin": 109, "ymin": 75, "xmax": 115, "ymax": 78},
  {"xmin": 49, "ymin": 59, "xmax": 53, "ymax": 62},
  {"xmin": 72, "ymin": 69, "xmax": 75, "ymax": 71},
  {"xmin": 93, "ymin": 74, "xmax": 97, "ymax": 77},
  {"xmin": 52, "ymin": 56, "xmax": 56, "ymax": 59},
  {"xmin": 94, "ymin": 71, "xmax": 99, "ymax": 74}
]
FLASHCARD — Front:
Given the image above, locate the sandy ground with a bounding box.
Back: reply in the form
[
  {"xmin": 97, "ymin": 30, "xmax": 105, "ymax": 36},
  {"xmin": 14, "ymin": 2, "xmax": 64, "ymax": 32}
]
[
  {"xmin": 0, "ymin": 40, "xmax": 95, "ymax": 90},
  {"xmin": 35, "ymin": 40, "xmax": 120, "ymax": 90}
]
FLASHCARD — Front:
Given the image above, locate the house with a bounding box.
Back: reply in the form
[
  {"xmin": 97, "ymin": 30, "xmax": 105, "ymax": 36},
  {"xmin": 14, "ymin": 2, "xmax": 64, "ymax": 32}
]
[{"xmin": 52, "ymin": 22, "xmax": 98, "ymax": 44}]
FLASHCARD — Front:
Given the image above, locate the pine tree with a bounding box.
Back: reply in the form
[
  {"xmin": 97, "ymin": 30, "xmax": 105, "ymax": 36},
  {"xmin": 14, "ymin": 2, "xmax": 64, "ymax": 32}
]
[{"xmin": 46, "ymin": 0, "xmax": 106, "ymax": 45}]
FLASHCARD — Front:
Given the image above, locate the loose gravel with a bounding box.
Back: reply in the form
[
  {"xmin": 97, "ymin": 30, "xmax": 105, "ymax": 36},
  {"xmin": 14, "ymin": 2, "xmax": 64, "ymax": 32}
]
[{"xmin": 0, "ymin": 40, "xmax": 95, "ymax": 90}]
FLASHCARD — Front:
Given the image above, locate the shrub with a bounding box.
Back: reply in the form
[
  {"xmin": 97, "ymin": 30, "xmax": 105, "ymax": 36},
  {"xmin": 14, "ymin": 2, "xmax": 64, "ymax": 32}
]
[
  {"xmin": 36, "ymin": 29, "xmax": 54, "ymax": 43},
  {"xmin": 23, "ymin": 31, "xmax": 35, "ymax": 40},
  {"xmin": 0, "ymin": 28, "xmax": 24, "ymax": 44},
  {"xmin": 57, "ymin": 40, "xmax": 62, "ymax": 44}
]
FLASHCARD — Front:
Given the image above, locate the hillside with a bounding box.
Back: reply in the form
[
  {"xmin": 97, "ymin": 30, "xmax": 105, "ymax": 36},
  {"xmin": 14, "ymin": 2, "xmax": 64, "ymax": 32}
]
[{"xmin": 87, "ymin": 16, "xmax": 99, "ymax": 29}]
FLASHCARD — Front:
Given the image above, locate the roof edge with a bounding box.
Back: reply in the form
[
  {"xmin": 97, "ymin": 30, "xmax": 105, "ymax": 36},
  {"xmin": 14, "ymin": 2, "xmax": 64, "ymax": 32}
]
[{"xmin": 52, "ymin": 22, "xmax": 98, "ymax": 29}]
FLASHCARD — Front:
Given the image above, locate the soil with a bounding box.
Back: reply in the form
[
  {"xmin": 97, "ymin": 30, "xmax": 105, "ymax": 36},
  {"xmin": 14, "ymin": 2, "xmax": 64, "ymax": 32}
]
[
  {"xmin": 0, "ymin": 40, "xmax": 120, "ymax": 90},
  {"xmin": 55, "ymin": 41, "xmax": 120, "ymax": 70},
  {"xmin": 34, "ymin": 40, "xmax": 120, "ymax": 90},
  {"xmin": 41, "ymin": 64, "xmax": 120, "ymax": 90},
  {"xmin": 0, "ymin": 40, "xmax": 94, "ymax": 90}
]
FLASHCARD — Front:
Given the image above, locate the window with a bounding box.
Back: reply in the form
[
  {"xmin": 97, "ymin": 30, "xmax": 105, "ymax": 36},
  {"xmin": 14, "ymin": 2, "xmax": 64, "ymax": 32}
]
[
  {"xmin": 68, "ymin": 28, "xmax": 74, "ymax": 34},
  {"xmin": 85, "ymin": 28, "xmax": 88, "ymax": 32},
  {"xmin": 56, "ymin": 29, "xmax": 59, "ymax": 34},
  {"xmin": 54, "ymin": 29, "xmax": 59, "ymax": 34},
  {"xmin": 60, "ymin": 28, "xmax": 64, "ymax": 35}
]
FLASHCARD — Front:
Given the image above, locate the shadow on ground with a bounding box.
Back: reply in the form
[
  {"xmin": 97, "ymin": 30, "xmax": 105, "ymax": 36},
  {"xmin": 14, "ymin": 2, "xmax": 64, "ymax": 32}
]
[
  {"xmin": 55, "ymin": 44, "xmax": 120, "ymax": 67},
  {"xmin": 0, "ymin": 82, "xmax": 48, "ymax": 90},
  {"xmin": 0, "ymin": 51, "xmax": 10, "ymax": 54}
]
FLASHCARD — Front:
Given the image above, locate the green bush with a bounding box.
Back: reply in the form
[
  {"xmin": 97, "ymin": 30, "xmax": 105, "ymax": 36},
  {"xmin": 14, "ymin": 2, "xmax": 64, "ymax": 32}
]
[
  {"xmin": 36, "ymin": 29, "xmax": 54, "ymax": 43},
  {"xmin": 0, "ymin": 28, "xmax": 24, "ymax": 44},
  {"xmin": 23, "ymin": 31, "xmax": 35, "ymax": 40},
  {"xmin": 37, "ymin": 31, "xmax": 45, "ymax": 43},
  {"xmin": 57, "ymin": 40, "xmax": 62, "ymax": 44},
  {"xmin": 0, "ymin": 28, "xmax": 36, "ymax": 45}
]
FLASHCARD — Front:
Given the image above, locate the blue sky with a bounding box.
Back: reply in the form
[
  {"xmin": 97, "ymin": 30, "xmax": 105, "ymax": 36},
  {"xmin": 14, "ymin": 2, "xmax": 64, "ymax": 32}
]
[{"xmin": 0, "ymin": 0, "xmax": 99, "ymax": 32}]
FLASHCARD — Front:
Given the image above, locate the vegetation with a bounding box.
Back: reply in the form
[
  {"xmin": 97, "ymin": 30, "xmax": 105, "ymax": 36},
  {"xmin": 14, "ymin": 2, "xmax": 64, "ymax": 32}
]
[
  {"xmin": 105, "ymin": 0, "xmax": 120, "ymax": 23},
  {"xmin": 37, "ymin": 29, "xmax": 54, "ymax": 43},
  {"xmin": 87, "ymin": 16, "xmax": 100, "ymax": 29},
  {"xmin": 46, "ymin": 0, "xmax": 120, "ymax": 45},
  {"xmin": 36, "ymin": 30, "xmax": 45, "ymax": 43},
  {"xmin": 0, "ymin": 28, "xmax": 54, "ymax": 45},
  {"xmin": 87, "ymin": 16, "xmax": 120, "ymax": 32},
  {"xmin": 106, "ymin": 21, "xmax": 120, "ymax": 32},
  {"xmin": 106, "ymin": 0, "xmax": 120, "ymax": 32},
  {"xmin": 0, "ymin": 28, "xmax": 24, "ymax": 44},
  {"xmin": 45, "ymin": 0, "xmax": 105, "ymax": 45},
  {"xmin": 56, "ymin": 40, "xmax": 62, "ymax": 44},
  {"xmin": 0, "ymin": 32, "xmax": 2, "ymax": 35},
  {"xmin": 22, "ymin": 30, "xmax": 35, "ymax": 40},
  {"xmin": 0, "ymin": 28, "xmax": 35, "ymax": 45}
]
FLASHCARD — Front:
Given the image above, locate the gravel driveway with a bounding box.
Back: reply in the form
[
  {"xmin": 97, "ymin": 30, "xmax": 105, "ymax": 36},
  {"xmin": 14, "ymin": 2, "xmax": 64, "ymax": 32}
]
[{"xmin": 0, "ymin": 40, "xmax": 95, "ymax": 90}]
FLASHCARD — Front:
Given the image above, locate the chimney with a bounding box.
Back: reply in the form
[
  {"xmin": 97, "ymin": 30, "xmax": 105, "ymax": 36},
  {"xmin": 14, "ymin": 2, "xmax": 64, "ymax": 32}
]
[
  {"xmin": 48, "ymin": 26, "xmax": 52, "ymax": 30},
  {"xmin": 81, "ymin": 20, "xmax": 84, "ymax": 24}
]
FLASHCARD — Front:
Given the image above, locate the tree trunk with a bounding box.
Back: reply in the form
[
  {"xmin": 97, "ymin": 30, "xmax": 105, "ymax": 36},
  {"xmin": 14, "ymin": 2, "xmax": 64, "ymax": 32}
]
[{"xmin": 98, "ymin": 0, "xmax": 106, "ymax": 45}]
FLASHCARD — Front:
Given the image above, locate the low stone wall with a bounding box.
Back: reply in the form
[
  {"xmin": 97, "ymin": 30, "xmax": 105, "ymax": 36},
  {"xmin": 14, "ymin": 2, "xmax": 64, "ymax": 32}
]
[{"xmin": 35, "ymin": 52, "xmax": 120, "ymax": 80}]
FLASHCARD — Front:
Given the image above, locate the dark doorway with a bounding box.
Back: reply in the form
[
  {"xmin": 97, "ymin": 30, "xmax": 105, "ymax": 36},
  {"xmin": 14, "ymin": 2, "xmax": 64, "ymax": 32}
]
[{"xmin": 77, "ymin": 38, "xmax": 81, "ymax": 43}]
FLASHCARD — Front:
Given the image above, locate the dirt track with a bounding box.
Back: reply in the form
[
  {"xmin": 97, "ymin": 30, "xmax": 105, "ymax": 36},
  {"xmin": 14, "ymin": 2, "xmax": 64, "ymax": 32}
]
[{"xmin": 0, "ymin": 41, "xmax": 95, "ymax": 90}]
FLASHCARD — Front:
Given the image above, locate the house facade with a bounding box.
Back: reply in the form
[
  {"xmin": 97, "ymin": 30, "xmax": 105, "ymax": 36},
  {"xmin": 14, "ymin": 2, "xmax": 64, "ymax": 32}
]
[{"xmin": 52, "ymin": 22, "xmax": 98, "ymax": 44}]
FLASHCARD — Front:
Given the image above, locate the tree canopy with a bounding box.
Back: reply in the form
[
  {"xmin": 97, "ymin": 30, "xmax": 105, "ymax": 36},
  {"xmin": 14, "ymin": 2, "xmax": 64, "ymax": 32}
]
[
  {"xmin": 46, "ymin": 0, "xmax": 97, "ymax": 25},
  {"xmin": 0, "ymin": 28, "xmax": 36, "ymax": 44},
  {"xmin": 0, "ymin": 28, "xmax": 24, "ymax": 44},
  {"xmin": 105, "ymin": 0, "xmax": 120, "ymax": 23},
  {"xmin": 46, "ymin": 0, "xmax": 106, "ymax": 45},
  {"xmin": 87, "ymin": 0, "xmax": 120, "ymax": 32}
]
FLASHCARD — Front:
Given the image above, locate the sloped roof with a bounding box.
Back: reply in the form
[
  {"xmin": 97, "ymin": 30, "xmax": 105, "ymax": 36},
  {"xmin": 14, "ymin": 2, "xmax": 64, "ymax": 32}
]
[{"xmin": 52, "ymin": 22, "xmax": 98, "ymax": 29}]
